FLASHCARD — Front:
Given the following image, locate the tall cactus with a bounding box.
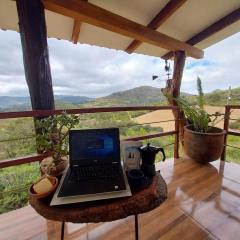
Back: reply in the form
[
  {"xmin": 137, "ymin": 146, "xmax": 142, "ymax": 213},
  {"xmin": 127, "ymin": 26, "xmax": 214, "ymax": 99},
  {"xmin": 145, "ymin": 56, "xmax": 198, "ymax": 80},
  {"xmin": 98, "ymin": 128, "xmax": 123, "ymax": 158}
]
[{"xmin": 197, "ymin": 76, "xmax": 204, "ymax": 110}]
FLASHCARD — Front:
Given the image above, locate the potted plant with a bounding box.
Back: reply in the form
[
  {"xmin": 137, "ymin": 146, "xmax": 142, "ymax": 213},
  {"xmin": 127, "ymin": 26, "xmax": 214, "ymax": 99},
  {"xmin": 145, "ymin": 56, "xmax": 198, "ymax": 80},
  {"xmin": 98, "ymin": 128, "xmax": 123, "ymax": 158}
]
[
  {"xmin": 175, "ymin": 77, "xmax": 226, "ymax": 163},
  {"xmin": 36, "ymin": 112, "xmax": 80, "ymax": 176}
]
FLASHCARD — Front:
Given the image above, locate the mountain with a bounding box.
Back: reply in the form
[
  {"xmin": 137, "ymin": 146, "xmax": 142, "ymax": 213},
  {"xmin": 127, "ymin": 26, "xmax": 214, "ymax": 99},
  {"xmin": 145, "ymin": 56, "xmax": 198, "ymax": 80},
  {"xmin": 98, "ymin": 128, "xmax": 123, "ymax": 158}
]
[
  {"xmin": 0, "ymin": 86, "xmax": 184, "ymax": 110},
  {"xmin": 3, "ymin": 85, "xmax": 238, "ymax": 111},
  {"xmin": 0, "ymin": 96, "xmax": 30, "ymax": 108},
  {"xmin": 84, "ymin": 86, "xmax": 191, "ymax": 107},
  {"xmin": 0, "ymin": 95, "xmax": 94, "ymax": 111},
  {"xmin": 91, "ymin": 86, "xmax": 165, "ymax": 106},
  {"xmin": 55, "ymin": 95, "xmax": 93, "ymax": 104}
]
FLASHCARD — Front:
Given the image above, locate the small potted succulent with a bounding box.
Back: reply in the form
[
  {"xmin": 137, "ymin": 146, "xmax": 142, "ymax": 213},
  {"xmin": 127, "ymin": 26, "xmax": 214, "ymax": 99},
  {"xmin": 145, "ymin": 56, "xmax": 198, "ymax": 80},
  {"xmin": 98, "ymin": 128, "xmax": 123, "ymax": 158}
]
[
  {"xmin": 36, "ymin": 112, "xmax": 80, "ymax": 176},
  {"xmin": 175, "ymin": 77, "xmax": 226, "ymax": 163}
]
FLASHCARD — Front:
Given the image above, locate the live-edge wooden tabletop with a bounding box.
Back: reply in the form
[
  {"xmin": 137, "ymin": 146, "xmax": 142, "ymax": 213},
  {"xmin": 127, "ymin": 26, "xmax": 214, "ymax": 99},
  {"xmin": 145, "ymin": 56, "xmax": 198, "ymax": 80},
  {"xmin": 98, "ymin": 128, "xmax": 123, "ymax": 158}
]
[{"xmin": 29, "ymin": 172, "xmax": 167, "ymax": 223}]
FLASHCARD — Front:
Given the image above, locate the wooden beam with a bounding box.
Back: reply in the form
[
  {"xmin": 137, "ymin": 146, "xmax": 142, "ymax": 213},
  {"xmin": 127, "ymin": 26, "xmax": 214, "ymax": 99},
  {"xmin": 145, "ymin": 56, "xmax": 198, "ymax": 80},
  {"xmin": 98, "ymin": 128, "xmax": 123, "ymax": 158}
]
[
  {"xmin": 172, "ymin": 51, "xmax": 186, "ymax": 148},
  {"xmin": 16, "ymin": 0, "xmax": 55, "ymax": 111},
  {"xmin": 71, "ymin": 0, "xmax": 88, "ymax": 44},
  {"xmin": 226, "ymin": 105, "xmax": 240, "ymax": 109},
  {"xmin": 71, "ymin": 20, "xmax": 81, "ymax": 44},
  {"xmin": 43, "ymin": 0, "xmax": 203, "ymax": 59},
  {"xmin": 174, "ymin": 109, "xmax": 180, "ymax": 159},
  {"xmin": 162, "ymin": 8, "xmax": 240, "ymax": 59},
  {"xmin": 0, "ymin": 154, "xmax": 48, "ymax": 169},
  {"xmin": 0, "ymin": 106, "xmax": 179, "ymax": 120},
  {"xmin": 125, "ymin": 131, "xmax": 177, "ymax": 141},
  {"xmin": 228, "ymin": 130, "xmax": 240, "ymax": 137},
  {"xmin": 125, "ymin": 0, "xmax": 187, "ymax": 53},
  {"xmin": 221, "ymin": 106, "xmax": 230, "ymax": 160}
]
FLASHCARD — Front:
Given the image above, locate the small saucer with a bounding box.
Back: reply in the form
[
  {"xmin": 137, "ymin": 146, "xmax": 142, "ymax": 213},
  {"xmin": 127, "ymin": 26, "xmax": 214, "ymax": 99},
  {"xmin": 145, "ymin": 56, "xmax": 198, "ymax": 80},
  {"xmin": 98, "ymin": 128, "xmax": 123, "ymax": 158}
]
[{"xmin": 29, "ymin": 175, "xmax": 58, "ymax": 199}]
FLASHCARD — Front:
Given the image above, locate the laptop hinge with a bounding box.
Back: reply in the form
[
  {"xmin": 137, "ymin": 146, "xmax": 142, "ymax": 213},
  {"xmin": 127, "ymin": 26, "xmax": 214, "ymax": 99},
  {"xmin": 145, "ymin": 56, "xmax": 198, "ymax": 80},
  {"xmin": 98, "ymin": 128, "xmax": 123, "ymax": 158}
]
[{"xmin": 71, "ymin": 165, "xmax": 79, "ymax": 168}]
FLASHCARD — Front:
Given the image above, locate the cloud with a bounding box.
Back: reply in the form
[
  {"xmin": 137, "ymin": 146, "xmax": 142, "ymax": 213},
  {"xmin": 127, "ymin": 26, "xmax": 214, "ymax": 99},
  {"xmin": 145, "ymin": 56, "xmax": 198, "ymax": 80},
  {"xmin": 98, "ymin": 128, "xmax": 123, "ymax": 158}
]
[
  {"xmin": 182, "ymin": 32, "xmax": 240, "ymax": 94},
  {"xmin": 47, "ymin": 39, "xmax": 165, "ymax": 97},
  {"xmin": 0, "ymin": 29, "xmax": 239, "ymax": 97}
]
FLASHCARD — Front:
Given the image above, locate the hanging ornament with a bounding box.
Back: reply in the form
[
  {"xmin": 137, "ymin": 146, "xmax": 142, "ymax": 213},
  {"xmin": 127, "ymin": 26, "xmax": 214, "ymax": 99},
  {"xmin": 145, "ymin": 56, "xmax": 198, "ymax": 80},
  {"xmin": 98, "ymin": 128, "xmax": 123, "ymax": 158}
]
[{"xmin": 164, "ymin": 60, "xmax": 171, "ymax": 80}]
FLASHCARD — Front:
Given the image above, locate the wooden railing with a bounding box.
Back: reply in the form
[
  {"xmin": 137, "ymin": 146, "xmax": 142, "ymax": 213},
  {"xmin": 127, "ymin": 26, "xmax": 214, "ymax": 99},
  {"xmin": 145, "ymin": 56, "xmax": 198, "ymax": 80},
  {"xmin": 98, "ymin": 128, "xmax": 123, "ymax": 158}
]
[
  {"xmin": 0, "ymin": 105, "xmax": 180, "ymax": 168},
  {"xmin": 221, "ymin": 105, "xmax": 240, "ymax": 160}
]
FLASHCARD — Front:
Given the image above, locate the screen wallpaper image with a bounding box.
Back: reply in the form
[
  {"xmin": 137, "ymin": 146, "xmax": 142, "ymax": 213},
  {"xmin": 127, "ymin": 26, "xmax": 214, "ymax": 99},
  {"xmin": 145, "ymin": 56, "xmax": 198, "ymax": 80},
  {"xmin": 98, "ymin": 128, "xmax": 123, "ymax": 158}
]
[{"xmin": 70, "ymin": 131, "xmax": 120, "ymax": 163}]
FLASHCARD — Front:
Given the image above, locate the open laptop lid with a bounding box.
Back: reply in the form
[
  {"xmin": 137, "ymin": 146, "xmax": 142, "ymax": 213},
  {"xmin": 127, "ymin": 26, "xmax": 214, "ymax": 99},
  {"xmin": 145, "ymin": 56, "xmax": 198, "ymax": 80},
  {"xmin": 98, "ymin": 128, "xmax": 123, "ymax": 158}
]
[{"xmin": 69, "ymin": 128, "xmax": 121, "ymax": 167}]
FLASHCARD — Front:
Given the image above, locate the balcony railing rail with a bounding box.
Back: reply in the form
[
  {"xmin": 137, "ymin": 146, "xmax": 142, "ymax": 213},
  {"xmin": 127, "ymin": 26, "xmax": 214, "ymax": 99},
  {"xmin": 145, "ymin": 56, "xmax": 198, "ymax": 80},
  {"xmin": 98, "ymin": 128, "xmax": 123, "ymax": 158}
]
[
  {"xmin": 1, "ymin": 104, "xmax": 240, "ymax": 167},
  {"xmin": 0, "ymin": 105, "xmax": 180, "ymax": 168}
]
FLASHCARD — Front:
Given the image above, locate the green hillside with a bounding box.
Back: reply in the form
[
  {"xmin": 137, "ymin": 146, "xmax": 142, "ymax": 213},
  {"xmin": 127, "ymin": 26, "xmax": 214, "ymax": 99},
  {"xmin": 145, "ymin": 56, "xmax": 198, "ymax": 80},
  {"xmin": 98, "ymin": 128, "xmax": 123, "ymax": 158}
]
[
  {"xmin": 82, "ymin": 86, "xmax": 191, "ymax": 107},
  {"xmin": 181, "ymin": 87, "xmax": 240, "ymax": 106},
  {"xmin": 205, "ymin": 87, "xmax": 240, "ymax": 106},
  {"xmin": 83, "ymin": 86, "xmax": 165, "ymax": 107}
]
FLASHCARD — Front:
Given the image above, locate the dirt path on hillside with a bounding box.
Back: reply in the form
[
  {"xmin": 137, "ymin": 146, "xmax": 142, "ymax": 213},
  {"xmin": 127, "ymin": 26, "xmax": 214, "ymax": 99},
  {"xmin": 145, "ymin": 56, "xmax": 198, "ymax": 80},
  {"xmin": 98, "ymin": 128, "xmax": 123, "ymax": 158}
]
[{"xmin": 135, "ymin": 106, "xmax": 240, "ymax": 132}]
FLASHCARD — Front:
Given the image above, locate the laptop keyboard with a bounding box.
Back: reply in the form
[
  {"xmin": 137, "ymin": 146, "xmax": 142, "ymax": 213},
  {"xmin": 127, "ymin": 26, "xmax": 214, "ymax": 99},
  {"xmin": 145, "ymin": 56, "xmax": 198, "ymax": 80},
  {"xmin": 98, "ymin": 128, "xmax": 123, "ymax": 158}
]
[{"xmin": 68, "ymin": 164, "xmax": 121, "ymax": 182}]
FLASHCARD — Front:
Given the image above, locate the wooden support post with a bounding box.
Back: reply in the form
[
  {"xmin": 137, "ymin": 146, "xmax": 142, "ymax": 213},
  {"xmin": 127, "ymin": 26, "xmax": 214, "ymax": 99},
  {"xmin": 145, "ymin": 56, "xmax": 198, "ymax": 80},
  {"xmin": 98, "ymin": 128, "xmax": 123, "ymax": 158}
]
[
  {"xmin": 162, "ymin": 51, "xmax": 186, "ymax": 158},
  {"xmin": 172, "ymin": 51, "xmax": 186, "ymax": 151},
  {"xmin": 171, "ymin": 51, "xmax": 186, "ymax": 99},
  {"xmin": 221, "ymin": 106, "xmax": 231, "ymax": 161},
  {"xmin": 16, "ymin": 0, "xmax": 55, "ymax": 156},
  {"xmin": 16, "ymin": 0, "xmax": 55, "ymax": 111},
  {"xmin": 174, "ymin": 108, "xmax": 179, "ymax": 159}
]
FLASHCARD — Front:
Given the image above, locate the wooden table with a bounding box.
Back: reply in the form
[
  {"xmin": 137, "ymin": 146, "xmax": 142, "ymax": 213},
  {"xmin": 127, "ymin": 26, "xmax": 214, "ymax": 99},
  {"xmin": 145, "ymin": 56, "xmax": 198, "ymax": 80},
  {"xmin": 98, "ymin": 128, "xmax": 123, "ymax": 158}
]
[{"xmin": 29, "ymin": 172, "xmax": 167, "ymax": 240}]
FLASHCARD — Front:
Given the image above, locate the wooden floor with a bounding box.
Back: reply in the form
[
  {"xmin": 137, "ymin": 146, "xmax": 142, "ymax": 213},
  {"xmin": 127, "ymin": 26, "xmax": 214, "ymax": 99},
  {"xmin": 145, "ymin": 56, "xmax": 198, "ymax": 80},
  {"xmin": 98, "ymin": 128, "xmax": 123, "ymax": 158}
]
[{"xmin": 1, "ymin": 158, "xmax": 240, "ymax": 240}]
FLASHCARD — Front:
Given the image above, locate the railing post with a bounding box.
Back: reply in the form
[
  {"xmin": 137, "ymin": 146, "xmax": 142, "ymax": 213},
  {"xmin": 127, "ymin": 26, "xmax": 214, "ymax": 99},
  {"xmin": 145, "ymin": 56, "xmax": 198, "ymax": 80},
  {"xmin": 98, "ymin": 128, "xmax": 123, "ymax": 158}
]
[
  {"xmin": 174, "ymin": 108, "xmax": 179, "ymax": 159},
  {"xmin": 221, "ymin": 105, "xmax": 231, "ymax": 161}
]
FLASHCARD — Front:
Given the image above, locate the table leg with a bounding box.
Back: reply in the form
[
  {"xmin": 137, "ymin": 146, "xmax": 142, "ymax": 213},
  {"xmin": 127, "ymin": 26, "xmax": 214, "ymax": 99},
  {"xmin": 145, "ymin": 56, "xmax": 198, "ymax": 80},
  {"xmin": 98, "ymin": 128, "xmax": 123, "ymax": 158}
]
[
  {"xmin": 61, "ymin": 221, "xmax": 65, "ymax": 240},
  {"xmin": 135, "ymin": 215, "xmax": 139, "ymax": 240}
]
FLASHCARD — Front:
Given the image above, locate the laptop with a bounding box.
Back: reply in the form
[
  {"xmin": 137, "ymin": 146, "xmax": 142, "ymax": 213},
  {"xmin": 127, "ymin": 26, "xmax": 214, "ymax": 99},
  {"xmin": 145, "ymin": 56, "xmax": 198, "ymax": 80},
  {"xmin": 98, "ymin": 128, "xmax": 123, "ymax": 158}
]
[{"xmin": 51, "ymin": 128, "xmax": 131, "ymax": 206}]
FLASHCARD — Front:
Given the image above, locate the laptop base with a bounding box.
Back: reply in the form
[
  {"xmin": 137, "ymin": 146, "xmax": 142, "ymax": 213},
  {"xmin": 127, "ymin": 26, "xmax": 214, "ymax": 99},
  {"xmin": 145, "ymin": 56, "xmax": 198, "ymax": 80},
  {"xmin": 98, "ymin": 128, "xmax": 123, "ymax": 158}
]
[
  {"xmin": 50, "ymin": 165, "xmax": 132, "ymax": 206},
  {"xmin": 58, "ymin": 164, "xmax": 126, "ymax": 197}
]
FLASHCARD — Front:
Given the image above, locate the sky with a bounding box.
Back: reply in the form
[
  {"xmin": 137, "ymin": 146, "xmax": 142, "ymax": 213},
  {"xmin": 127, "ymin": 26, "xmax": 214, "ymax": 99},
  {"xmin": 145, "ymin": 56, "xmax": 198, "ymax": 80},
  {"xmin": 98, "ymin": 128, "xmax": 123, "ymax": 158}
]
[{"xmin": 0, "ymin": 29, "xmax": 239, "ymax": 98}]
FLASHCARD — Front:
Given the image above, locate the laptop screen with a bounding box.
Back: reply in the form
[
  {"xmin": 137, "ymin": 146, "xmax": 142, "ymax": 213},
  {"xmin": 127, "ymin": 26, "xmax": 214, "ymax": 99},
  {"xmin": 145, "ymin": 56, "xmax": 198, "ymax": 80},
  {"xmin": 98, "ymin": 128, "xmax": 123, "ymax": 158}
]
[{"xmin": 69, "ymin": 128, "xmax": 120, "ymax": 166}]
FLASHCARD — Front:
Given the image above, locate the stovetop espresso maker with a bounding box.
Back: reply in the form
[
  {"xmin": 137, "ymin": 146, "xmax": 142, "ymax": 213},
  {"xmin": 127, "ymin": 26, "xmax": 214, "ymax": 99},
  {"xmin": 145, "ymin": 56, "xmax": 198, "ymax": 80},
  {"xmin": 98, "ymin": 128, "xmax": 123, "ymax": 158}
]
[{"xmin": 138, "ymin": 143, "xmax": 166, "ymax": 177}]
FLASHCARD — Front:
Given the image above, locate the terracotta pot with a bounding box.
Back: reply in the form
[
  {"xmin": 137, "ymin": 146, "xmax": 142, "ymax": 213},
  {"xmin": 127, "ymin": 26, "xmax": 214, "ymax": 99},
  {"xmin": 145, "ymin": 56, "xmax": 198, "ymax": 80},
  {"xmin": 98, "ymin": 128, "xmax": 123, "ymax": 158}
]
[
  {"xmin": 40, "ymin": 156, "xmax": 68, "ymax": 176},
  {"xmin": 184, "ymin": 125, "xmax": 226, "ymax": 163}
]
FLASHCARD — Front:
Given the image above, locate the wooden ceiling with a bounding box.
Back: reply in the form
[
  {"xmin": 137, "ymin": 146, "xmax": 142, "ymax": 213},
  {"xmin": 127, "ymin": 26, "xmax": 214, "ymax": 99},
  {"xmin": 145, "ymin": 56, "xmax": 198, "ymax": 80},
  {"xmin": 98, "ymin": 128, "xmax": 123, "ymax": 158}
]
[
  {"xmin": 1, "ymin": 0, "xmax": 240, "ymax": 59},
  {"xmin": 43, "ymin": 0, "xmax": 203, "ymax": 59},
  {"xmin": 162, "ymin": 7, "xmax": 240, "ymax": 59},
  {"xmin": 125, "ymin": 0, "xmax": 188, "ymax": 54}
]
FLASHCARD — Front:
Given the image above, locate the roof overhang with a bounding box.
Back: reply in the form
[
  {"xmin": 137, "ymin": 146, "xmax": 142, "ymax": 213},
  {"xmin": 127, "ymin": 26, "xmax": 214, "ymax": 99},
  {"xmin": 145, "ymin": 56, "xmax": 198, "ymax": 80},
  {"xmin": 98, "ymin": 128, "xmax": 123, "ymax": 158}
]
[{"xmin": 0, "ymin": 0, "xmax": 240, "ymax": 59}]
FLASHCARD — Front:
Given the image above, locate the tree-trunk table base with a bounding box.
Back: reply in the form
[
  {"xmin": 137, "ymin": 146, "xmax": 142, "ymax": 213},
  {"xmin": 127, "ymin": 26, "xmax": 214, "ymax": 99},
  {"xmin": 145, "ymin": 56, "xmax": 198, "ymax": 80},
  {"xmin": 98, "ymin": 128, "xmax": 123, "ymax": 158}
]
[{"xmin": 29, "ymin": 172, "xmax": 167, "ymax": 224}]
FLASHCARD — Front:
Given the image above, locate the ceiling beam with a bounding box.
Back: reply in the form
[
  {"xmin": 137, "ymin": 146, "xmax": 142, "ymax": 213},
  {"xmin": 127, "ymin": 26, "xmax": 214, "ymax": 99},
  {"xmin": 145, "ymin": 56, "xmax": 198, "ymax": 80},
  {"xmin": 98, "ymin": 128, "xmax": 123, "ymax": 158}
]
[
  {"xmin": 71, "ymin": 0, "xmax": 88, "ymax": 44},
  {"xmin": 71, "ymin": 20, "xmax": 81, "ymax": 44},
  {"xmin": 42, "ymin": 0, "xmax": 203, "ymax": 59},
  {"xmin": 162, "ymin": 7, "xmax": 240, "ymax": 60},
  {"xmin": 125, "ymin": 0, "xmax": 187, "ymax": 54}
]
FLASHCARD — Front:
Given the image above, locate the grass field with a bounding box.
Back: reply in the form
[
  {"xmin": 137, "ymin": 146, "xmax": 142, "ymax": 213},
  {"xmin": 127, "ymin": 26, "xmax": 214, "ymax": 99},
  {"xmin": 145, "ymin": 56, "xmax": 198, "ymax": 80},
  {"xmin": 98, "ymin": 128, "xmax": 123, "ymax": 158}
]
[{"xmin": 135, "ymin": 105, "xmax": 240, "ymax": 131}]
